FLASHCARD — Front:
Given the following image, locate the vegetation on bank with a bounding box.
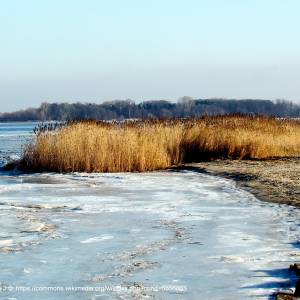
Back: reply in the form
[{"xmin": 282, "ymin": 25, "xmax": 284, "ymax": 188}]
[
  {"xmin": 1, "ymin": 98, "xmax": 300, "ymax": 122},
  {"xmin": 21, "ymin": 115, "xmax": 300, "ymax": 173}
]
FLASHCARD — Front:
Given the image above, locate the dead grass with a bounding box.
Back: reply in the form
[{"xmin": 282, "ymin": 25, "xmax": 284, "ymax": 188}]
[{"xmin": 22, "ymin": 116, "xmax": 300, "ymax": 172}]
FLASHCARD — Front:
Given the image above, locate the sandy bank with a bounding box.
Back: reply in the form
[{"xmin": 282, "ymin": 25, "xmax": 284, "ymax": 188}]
[{"xmin": 173, "ymin": 158, "xmax": 300, "ymax": 207}]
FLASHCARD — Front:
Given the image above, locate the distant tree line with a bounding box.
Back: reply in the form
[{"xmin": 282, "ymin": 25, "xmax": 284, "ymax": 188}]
[{"xmin": 0, "ymin": 98, "xmax": 300, "ymax": 121}]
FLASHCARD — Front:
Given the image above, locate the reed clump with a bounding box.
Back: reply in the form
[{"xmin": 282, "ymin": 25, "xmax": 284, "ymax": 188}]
[{"xmin": 23, "ymin": 116, "xmax": 300, "ymax": 172}]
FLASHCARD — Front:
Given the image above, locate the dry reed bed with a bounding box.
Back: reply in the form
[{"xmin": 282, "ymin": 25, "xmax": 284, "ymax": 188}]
[{"xmin": 22, "ymin": 116, "xmax": 300, "ymax": 172}]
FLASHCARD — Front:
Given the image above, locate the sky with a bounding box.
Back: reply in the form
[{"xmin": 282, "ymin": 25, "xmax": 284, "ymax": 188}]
[{"xmin": 0, "ymin": 0, "xmax": 300, "ymax": 112}]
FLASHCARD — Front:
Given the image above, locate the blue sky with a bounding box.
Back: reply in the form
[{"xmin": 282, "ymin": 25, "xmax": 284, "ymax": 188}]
[{"xmin": 1, "ymin": 0, "xmax": 300, "ymax": 111}]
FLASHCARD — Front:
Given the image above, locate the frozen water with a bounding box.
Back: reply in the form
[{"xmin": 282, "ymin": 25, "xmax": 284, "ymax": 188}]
[
  {"xmin": 0, "ymin": 122, "xmax": 37, "ymax": 166},
  {"xmin": 0, "ymin": 123, "xmax": 299, "ymax": 300}
]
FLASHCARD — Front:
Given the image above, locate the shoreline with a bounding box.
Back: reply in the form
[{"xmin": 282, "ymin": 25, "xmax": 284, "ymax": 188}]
[
  {"xmin": 4, "ymin": 157, "xmax": 300, "ymax": 207},
  {"xmin": 5, "ymin": 157, "xmax": 300, "ymax": 207},
  {"xmin": 174, "ymin": 158, "xmax": 300, "ymax": 299},
  {"xmin": 174, "ymin": 158, "xmax": 300, "ymax": 208}
]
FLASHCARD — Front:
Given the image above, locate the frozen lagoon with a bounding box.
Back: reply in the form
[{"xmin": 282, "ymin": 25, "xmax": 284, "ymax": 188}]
[{"xmin": 0, "ymin": 123, "xmax": 300, "ymax": 299}]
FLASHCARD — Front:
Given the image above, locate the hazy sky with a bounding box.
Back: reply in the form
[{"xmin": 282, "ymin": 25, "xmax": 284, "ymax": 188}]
[{"xmin": 1, "ymin": 0, "xmax": 300, "ymax": 112}]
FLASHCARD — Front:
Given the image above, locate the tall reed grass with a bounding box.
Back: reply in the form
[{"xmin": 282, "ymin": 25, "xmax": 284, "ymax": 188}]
[{"xmin": 22, "ymin": 116, "xmax": 300, "ymax": 172}]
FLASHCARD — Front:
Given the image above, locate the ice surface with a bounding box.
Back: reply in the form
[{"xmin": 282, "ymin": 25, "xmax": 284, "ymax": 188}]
[
  {"xmin": 0, "ymin": 123, "xmax": 299, "ymax": 300},
  {"xmin": 0, "ymin": 122, "xmax": 37, "ymax": 167}
]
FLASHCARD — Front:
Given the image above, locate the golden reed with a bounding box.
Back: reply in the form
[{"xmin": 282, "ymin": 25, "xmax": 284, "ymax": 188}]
[{"xmin": 23, "ymin": 115, "xmax": 300, "ymax": 172}]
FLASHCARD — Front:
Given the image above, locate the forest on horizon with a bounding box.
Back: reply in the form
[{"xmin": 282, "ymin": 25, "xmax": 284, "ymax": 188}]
[{"xmin": 0, "ymin": 98, "xmax": 299, "ymax": 122}]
